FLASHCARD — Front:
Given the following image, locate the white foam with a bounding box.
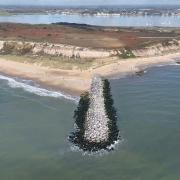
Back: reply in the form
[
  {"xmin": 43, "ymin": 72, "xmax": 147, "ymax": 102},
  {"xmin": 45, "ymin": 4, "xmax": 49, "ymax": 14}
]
[
  {"xmin": 172, "ymin": 63, "xmax": 180, "ymax": 66},
  {"xmin": 0, "ymin": 74, "xmax": 79, "ymax": 102},
  {"xmin": 69, "ymin": 136, "xmax": 123, "ymax": 156},
  {"xmin": 155, "ymin": 62, "xmax": 180, "ymax": 67}
]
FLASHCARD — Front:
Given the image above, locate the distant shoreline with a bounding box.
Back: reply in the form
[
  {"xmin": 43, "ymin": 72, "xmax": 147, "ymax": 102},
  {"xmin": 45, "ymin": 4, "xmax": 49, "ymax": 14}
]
[{"xmin": 1, "ymin": 5, "xmax": 180, "ymax": 17}]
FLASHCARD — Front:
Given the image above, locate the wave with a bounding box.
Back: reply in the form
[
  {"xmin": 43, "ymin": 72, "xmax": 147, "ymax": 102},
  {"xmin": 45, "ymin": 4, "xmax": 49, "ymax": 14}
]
[
  {"xmin": 70, "ymin": 139, "xmax": 122, "ymax": 156},
  {"xmin": 70, "ymin": 138, "xmax": 123, "ymax": 156},
  {"xmin": 172, "ymin": 63, "xmax": 180, "ymax": 66},
  {"xmin": 0, "ymin": 74, "xmax": 79, "ymax": 102}
]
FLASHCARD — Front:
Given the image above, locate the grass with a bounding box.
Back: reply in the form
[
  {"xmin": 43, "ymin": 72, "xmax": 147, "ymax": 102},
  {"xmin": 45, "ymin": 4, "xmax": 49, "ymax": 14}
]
[
  {"xmin": 0, "ymin": 54, "xmax": 96, "ymax": 70},
  {"xmin": 120, "ymin": 48, "xmax": 136, "ymax": 59},
  {"xmin": 0, "ymin": 54, "xmax": 122, "ymax": 70},
  {"xmin": 0, "ymin": 11, "xmax": 11, "ymax": 16}
]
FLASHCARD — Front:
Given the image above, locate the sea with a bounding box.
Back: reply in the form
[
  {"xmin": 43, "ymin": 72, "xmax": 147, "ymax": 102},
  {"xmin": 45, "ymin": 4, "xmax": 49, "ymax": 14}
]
[
  {"xmin": 0, "ymin": 13, "xmax": 180, "ymax": 27},
  {"xmin": 0, "ymin": 65, "xmax": 180, "ymax": 179},
  {"xmin": 0, "ymin": 13, "xmax": 180, "ymax": 180}
]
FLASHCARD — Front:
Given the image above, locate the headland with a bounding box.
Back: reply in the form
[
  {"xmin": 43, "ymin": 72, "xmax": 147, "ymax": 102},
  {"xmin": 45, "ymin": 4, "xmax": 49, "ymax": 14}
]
[{"xmin": 0, "ymin": 23, "xmax": 180, "ymax": 95}]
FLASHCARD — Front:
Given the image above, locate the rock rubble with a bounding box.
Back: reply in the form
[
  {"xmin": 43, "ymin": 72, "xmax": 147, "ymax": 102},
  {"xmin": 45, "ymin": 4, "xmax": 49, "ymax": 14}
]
[
  {"xmin": 69, "ymin": 76, "xmax": 119, "ymax": 152},
  {"xmin": 84, "ymin": 76, "xmax": 109, "ymax": 143}
]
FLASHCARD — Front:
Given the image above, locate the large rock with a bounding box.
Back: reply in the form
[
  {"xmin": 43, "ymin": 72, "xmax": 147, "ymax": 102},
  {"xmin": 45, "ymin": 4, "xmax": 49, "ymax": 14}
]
[{"xmin": 84, "ymin": 76, "xmax": 109, "ymax": 143}]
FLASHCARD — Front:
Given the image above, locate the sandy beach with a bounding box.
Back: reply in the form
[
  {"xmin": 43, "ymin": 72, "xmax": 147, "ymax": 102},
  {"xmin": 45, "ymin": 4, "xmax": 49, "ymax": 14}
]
[{"xmin": 0, "ymin": 53, "xmax": 180, "ymax": 95}]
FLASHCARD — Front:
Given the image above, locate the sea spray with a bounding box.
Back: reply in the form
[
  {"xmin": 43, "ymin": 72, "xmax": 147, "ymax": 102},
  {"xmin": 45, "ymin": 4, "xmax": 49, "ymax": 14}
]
[{"xmin": 69, "ymin": 76, "xmax": 120, "ymax": 152}]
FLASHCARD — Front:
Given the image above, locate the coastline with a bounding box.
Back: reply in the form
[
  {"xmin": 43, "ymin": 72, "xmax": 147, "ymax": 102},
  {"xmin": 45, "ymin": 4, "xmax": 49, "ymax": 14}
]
[{"xmin": 0, "ymin": 52, "xmax": 179, "ymax": 96}]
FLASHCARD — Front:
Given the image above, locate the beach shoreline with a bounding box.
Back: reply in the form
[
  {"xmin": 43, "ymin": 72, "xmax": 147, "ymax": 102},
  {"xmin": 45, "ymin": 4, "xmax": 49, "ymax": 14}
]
[{"xmin": 0, "ymin": 52, "xmax": 179, "ymax": 96}]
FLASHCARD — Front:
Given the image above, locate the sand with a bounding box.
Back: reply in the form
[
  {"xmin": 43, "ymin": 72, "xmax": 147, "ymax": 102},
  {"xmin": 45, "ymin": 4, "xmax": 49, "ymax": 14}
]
[{"xmin": 0, "ymin": 52, "xmax": 180, "ymax": 95}]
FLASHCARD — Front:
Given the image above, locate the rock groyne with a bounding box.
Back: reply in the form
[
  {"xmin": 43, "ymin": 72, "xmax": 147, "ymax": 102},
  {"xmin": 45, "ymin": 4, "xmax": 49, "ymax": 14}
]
[{"xmin": 69, "ymin": 76, "xmax": 119, "ymax": 152}]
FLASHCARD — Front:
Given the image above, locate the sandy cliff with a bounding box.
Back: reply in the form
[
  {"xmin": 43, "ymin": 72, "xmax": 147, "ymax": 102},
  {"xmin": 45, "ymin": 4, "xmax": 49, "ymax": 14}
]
[
  {"xmin": 1, "ymin": 39, "xmax": 180, "ymax": 59},
  {"xmin": 133, "ymin": 39, "xmax": 180, "ymax": 57},
  {"xmin": 0, "ymin": 40, "xmax": 116, "ymax": 59}
]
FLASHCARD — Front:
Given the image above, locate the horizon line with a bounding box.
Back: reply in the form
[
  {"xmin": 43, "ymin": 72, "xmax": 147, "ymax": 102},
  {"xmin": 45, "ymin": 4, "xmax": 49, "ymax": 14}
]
[{"xmin": 0, "ymin": 4, "xmax": 180, "ymax": 7}]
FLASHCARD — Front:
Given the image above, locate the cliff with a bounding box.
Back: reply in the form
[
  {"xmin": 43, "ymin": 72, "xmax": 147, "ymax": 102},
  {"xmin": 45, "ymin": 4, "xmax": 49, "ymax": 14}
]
[
  {"xmin": 132, "ymin": 39, "xmax": 180, "ymax": 57},
  {"xmin": 1, "ymin": 39, "xmax": 180, "ymax": 60},
  {"xmin": 0, "ymin": 40, "xmax": 116, "ymax": 59}
]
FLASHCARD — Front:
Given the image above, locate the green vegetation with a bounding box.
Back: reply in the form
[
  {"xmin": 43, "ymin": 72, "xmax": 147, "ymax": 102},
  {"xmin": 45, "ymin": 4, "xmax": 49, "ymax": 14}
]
[
  {"xmin": 1, "ymin": 42, "xmax": 33, "ymax": 55},
  {"xmin": 162, "ymin": 39, "xmax": 179, "ymax": 47},
  {"xmin": 2, "ymin": 43, "xmax": 15, "ymax": 54},
  {"xmin": 0, "ymin": 11, "xmax": 11, "ymax": 16},
  {"xmin": 0, "ymin": 41, "xmax": 121, "ymax": 70},
  {"xmin": 120, "ymin": 48, "xmax": 136, "ymax": 59},
  {"xmin": 0, "ymin": 54, "xmax": 95, "ymax": 70},
  {"xmin": 0, "ymin": 53, "xmax": 122, "ymax": 70}
]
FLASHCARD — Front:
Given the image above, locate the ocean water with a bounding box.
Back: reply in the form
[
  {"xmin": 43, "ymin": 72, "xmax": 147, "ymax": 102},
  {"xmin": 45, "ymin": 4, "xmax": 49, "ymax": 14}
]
[
  {"xmin": 0, "ymin": 14, "xmax": 180, "ymax": 27},
  {"xmin": 0, "ymin": 65, "xmax": 180, "ymax": 180}
]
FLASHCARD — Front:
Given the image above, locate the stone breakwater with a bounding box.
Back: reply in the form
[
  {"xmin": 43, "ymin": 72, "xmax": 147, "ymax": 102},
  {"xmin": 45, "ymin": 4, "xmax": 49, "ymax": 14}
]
[
  {"xmin": 84, "ymin": 76, "xmax": 109, "ymax": 143},
  {"xmin": 0, "ymin": 40, "xmax": 115, "ymax": 59},
  {"xmin": 69, "ymin": 76, "xmax": 119, "ymax": 152}
]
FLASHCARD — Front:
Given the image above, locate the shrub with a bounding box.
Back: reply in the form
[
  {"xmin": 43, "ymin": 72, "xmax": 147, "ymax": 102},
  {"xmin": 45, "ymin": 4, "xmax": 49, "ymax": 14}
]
[
  {"xmin": 2, "ymin": 42, "xmax": 15, "ymax": 54},
  {"xmin": 120, "ymin": 48, "xmax": 136, "ymax": 59}
]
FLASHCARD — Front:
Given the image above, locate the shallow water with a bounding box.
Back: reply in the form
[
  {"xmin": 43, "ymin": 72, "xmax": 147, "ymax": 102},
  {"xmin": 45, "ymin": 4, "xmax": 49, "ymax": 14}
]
[
  {"xmin": 0, "ymin": 65, "xmax": 180, "ymax": 180},
  {"xmin": 0, "ymin": 14, "xmax": 180, "ymax": 27}
]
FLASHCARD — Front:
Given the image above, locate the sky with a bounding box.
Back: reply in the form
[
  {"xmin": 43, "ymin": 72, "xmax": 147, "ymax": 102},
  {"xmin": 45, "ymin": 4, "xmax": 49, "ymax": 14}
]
[{"xmin": 0, "ymin": 0, "xmax": 180, "ymax": 6}]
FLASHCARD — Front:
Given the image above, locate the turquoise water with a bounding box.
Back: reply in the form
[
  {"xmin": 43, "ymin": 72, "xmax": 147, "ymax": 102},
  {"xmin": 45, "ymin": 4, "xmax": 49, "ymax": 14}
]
[
  {"xmin": 0, "ymin": 14, "xmax": 180, "ymax": 27},
  {"xmin": 0, "ymin": 65, "xmax": 180, "ymax": 180}
]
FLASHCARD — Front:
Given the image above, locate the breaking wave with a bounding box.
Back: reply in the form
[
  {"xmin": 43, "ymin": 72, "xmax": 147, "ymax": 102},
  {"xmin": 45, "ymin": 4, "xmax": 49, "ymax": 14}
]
[
  {"xmin": 70, "ymin": 138, "xmax": 123, "ymax": 156},
  {"xmin": 0, "ymin": 74, "xmax": 79, "ymax": 102}
]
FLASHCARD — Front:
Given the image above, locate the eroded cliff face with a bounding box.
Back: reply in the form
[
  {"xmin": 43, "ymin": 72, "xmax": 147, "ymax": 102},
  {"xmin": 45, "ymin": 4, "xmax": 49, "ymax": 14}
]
[
  {"xmin": 0, "ymin": 40, "xmax": 116, "ymax": 59},
  {"xmin": 132, "ymin": 39, "xmax": 180, "ymax": 57},
  {"xmin": 0, "ymin": 39, "xmax": 180, "ymax": 59}
]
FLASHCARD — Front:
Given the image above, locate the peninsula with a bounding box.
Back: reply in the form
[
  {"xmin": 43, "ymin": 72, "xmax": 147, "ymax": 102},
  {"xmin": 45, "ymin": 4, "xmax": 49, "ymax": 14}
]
[{"xmin": 0, "ymin": 23, "xmax": 180, "ymax": 95}]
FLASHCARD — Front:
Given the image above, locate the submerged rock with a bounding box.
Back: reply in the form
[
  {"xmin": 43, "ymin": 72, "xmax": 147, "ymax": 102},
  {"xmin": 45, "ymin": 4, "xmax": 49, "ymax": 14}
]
[{"xmin": 136, "ymin": 70, "xmax": 145, "ymax": 76}]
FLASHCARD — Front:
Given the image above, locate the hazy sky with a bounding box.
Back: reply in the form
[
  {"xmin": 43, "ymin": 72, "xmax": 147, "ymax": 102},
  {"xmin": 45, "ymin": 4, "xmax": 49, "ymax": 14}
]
[{"xmin": 0, "ymin": 0, "xmax": 180, "ymax": 6}]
